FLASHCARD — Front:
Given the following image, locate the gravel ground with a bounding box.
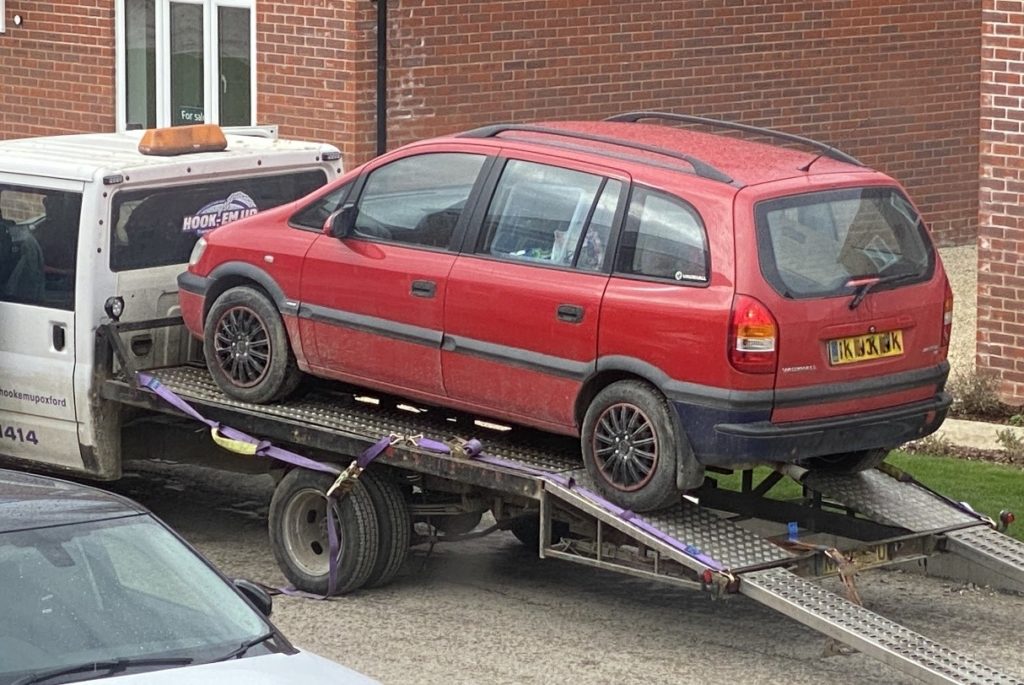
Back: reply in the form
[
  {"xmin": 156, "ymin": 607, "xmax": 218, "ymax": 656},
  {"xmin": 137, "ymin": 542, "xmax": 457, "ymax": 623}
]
[{"xmin": 938, "ymin": 244, "xmax": 977, "ymax": 382}]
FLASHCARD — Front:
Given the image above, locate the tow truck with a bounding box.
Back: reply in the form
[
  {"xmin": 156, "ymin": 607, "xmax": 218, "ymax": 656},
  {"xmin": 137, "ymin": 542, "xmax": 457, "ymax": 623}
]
[{"xmin": 2, "ymin": 126, "xmax": 1023, "ymax": 685}]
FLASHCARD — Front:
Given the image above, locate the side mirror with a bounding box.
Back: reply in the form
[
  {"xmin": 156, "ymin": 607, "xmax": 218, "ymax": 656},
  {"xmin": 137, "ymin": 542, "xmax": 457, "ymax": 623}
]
[
  {"xmin": 324, "ymin": 204, "xmax": 357, "ymax": 238},
  {"xmin": 233, "ymin": 578, "xmax": 273, "ymax": 617}
]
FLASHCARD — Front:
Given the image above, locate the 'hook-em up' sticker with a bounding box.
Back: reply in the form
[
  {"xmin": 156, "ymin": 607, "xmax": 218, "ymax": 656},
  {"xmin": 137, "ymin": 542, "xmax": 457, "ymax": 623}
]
[{"xmin": 181, "ymin": 192, "xmax": 259, "ymax": 234}]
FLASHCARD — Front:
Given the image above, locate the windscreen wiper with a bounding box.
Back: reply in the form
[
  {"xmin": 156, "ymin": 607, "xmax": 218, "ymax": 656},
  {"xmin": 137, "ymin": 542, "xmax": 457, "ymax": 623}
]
[
  {"xmin": 846, "ymin": 272, "xmax": 921, "ymax": 310},
  {"xmin": 12, "ymin": 656, "xmax": 193, "ymax": 685},
  {"xmin": 210, "ymin": 630, "xmax": 276, "ymax": 663}
]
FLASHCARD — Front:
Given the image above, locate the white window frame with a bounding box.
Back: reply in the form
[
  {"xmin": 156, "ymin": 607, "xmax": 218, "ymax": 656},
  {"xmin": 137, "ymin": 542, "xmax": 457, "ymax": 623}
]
[{"xmin": 116, "ymin": 0, "xmax": 256, "ymax": 131}]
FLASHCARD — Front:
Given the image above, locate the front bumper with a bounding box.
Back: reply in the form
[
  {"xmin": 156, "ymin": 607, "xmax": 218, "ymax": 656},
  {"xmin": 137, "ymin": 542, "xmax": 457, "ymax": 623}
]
[{"xmin": 177, "ymin": 271, "xmax": 209, "ymax": 339}]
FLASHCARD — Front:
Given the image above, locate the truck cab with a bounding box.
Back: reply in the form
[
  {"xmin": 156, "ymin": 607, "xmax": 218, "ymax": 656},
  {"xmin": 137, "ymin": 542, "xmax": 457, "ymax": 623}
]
[{"xmin": 0, "ymin": 125, "xmax": 340, "ymax": 478}]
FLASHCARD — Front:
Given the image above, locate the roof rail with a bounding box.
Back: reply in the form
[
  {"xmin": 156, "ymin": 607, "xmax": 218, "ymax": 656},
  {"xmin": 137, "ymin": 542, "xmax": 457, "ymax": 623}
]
[
  {"xmin": 605, "ymin": 111, "xmax": 864, "ymax": 168},
  {"xmin": 457, "ymin": 124, "xmax": 735, "ymax": 185},
  {"xmin": 221, "ymin": 124, "xmax": 279, "ymax": 140}
]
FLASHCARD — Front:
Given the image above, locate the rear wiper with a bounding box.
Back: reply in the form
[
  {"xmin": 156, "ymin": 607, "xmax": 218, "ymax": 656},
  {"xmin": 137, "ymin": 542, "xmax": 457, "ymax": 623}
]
[
  {"xmin": 846, "ymin": 272, "xmax": 920, "ymax": 310},
  {"xmin": 210, "ymin": 630, "xmax": 276, "ymax": 662},
  {"xmin": 12, "ymin": 656, "xmax": 193, "ymax": 685}
]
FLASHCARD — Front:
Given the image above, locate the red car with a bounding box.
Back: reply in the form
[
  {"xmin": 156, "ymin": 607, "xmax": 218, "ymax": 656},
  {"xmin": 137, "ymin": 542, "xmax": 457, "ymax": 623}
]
[{"xmin": 179, "ymin": 113, "xmax": 952, "ymax": 511}]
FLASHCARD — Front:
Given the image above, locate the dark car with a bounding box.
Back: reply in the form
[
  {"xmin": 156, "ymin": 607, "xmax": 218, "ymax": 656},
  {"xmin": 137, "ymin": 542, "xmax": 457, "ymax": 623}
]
[
  {"xmin": 180, "ymin": 113, "xmax": 952, "ymax": 511},
  {"xmin": 0, "ymin": 468, "xmax": 375, "ymax": 685}
]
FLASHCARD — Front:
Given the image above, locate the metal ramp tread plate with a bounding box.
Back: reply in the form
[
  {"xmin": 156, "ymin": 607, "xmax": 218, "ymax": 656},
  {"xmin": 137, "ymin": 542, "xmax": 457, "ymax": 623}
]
[
  {"xmin": 742, "ymin": 567, "xmax": 1022, "ymax": 685},
  {"xmin": 545, "ymin": 471, "xmax": 794, "ymax": 573},
  {"xmin": 638, "ymin": 502, "xmax": 795, "ymax": 571},
  {"xmin": 943, "ymin": 526, "xmax": 1024, "ymax": 593},
  {"xmin": 151, "ymin": 366, "xmax": 580, "ymax": 474},
  {"xmin": 801, "ymin": 469, "xmax": 981, "ymax": 532}
]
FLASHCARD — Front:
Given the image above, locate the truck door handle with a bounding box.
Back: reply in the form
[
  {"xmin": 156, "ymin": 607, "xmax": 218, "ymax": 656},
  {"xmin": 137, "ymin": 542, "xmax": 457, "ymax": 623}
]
[
  {"xmin": 556, "ymin": 304, "xmax": 585, "ymax": 323},
  {"xmin": 411, "ymin": 280, "xmax": 436, "ymax": 298},
  {"xmin": 52, "ymin": 323, "xmax": 66, "ymax": 351}
]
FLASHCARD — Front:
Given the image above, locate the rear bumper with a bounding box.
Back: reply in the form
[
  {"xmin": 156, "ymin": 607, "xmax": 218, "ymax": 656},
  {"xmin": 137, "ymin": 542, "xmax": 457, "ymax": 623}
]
[{"xmin": 677, "ymin": 392, "xmax": 951, "ymax": 466}]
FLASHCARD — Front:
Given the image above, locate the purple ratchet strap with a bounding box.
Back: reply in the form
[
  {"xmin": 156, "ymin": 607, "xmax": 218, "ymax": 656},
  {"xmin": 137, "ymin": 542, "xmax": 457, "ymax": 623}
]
[
  {"xmin": 136, "ymin": 372, "xmax": 390, "ymax": 598},
  {"xmin": 472, "ymin": 453, "xmax": 727, "ymax": 573}
]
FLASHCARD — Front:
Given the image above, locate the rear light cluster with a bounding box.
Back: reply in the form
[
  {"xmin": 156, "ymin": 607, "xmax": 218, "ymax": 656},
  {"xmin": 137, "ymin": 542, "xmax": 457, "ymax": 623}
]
[
  {"xmin": 942, "ymin": 280, "xmax": 953, "ymax": 348},
  {"xmin": 728, "ymin": 294, "xmax": 778, "ymax": 374}
]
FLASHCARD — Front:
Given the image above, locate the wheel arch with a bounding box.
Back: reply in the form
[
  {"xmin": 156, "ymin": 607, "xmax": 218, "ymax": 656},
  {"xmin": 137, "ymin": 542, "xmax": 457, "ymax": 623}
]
[
  {"xmin": 574, "ymin": 356, "xmax": 674, "ymax": 428},
  {"xmin": 204, "ymin": 261, "xmax": 290, "ymax": 321}
]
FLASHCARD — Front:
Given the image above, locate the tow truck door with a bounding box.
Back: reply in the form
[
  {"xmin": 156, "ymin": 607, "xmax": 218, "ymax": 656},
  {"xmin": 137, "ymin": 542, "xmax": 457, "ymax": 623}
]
[{"xmin": 0, "ymin": 180, "xmax": 83, "ymax": 470}]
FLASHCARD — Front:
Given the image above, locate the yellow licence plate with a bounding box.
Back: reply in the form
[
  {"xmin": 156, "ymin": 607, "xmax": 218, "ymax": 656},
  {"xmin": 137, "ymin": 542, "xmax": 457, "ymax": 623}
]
[{"xmin": 828, "ymin": 330, "xmax": 904, "ymax": 366}]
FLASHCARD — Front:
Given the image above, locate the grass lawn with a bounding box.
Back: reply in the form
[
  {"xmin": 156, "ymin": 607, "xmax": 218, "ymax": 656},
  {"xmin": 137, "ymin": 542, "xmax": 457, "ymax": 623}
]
[{"xmin": 710, "ymin": 451, "xmax": 1024, "ymax": 542}]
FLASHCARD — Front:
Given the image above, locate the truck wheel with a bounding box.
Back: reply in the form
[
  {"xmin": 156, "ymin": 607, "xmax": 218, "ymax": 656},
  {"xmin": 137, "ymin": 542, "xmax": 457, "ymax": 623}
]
[
  {"xmin": 360, "ymin": 470, "xmax": 411, "ymax": 589},
  {"xmin": 269, "ymin": 468, "xmax": 379, "ymax": 596},
  {"xmin": 204, "ymin": 285, "xmax": 301, "ymax": 404},
  {"xmin": 581, "ymin": 380, "xmax": 681, "ymax": 512},
  {"xmin": 507, "ymin": 514, "xmax": 570, "ymax": 551}
]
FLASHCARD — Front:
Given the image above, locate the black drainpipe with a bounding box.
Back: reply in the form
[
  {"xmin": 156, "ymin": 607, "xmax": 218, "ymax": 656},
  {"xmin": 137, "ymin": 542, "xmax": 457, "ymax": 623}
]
[{"xmin": 375, "ymin": 0, "xmax": 388, "ymax": 156}]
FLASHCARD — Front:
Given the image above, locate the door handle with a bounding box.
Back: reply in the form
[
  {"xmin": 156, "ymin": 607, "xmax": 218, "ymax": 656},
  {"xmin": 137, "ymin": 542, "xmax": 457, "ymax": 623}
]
[
  {"xmin": 411, "ymin": 280, "xmax": 437, "ymax": 298},
  {"xmin": 52, "ymin": 323, "xmax": 66, "ymax": 351},
  {"xmin": 556, "ymin": 304, "xmax": 585, "ymax": 324}
]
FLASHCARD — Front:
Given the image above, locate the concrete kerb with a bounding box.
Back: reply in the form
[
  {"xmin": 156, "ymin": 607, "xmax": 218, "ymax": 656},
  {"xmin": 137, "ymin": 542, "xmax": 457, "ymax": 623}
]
[{"xmin": 930, "ymin": 418, "xmax": 1024, "ymax": 453}]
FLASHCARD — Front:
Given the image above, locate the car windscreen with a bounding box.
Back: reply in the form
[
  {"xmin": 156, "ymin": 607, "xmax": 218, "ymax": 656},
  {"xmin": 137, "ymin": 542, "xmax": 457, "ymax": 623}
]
[
  {"xmin": 0, "ymin": 515, "xmax": 270, "ymax": 682},
  {"xmin": 754, "ymin": 187, "xmax": 934, "ymax": 299},
  {"xmin": 110, "ymin": 170, "xmax": 327, "ymax": 272}
]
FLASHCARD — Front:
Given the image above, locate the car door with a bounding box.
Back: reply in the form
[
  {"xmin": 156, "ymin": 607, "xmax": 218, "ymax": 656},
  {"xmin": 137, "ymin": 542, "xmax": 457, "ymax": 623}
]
[
  {"xmin": 443, "ymin": 155, "xmax": 627, "ymax": 431},
  {"xmin": 299, "ymin": 149, "xmax": 489, "ymax": 398},
  {"xmin": 0, "ymin": 181, "xmax": 83, "ymax": 470}
]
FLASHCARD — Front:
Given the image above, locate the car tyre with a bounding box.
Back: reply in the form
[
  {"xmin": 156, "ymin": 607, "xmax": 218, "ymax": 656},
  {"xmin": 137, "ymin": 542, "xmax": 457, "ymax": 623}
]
[
  {"xmin": 807, "ymin": 448, "xmax": 891, "ymax": 473},
  {"xmin": 204, "ymin": 285, "xmax": 301, "ymax": 404},
  {"xmin": 360, "ymin": 469, "xmax": 412, "ymax": 589},
  {"xmin": 581, "ymin": 380, "xmax": 682, "ymax": 512},
  {"xmin": 269, "ymin": 468, "xmax": 379, "ymax": 596}
]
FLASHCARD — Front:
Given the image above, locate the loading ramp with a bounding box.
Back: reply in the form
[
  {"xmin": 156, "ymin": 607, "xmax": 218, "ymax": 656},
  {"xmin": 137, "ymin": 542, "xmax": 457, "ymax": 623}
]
[{"xmin": 103, "ymin": 363, "xmax": 1024, "ymax": 685}]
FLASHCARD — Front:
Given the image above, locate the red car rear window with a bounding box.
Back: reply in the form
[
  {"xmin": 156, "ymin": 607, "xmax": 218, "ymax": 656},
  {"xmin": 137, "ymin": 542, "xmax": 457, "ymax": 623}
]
[{"xmin": 754, "ymin": 187, "xmax": 934, "ymax": 299}]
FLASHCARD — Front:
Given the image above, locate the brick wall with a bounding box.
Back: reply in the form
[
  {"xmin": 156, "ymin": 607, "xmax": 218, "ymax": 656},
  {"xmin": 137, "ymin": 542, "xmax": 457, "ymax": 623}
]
[
  {"xmin": 256, "ymin": 2, "xmax": 378, "ymax": 167},
  {"xmin": 383, "ymin": 1, "xmax": 980, "ymax": 246},
  {"xmin": 979, "ymin": 0, "xmax": 1024, "ymax": 405},
  {"xmin": 0, "ymin": 1, "xmax": 982, "ymax": 248},
  {"xmin": 0, "ymin": 0, "xmax": 116, "ymax": 136}
]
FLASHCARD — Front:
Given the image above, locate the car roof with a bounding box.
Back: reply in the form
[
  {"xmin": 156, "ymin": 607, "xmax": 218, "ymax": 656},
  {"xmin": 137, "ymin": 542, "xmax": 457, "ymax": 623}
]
[
  {"xmin": 0, "ymin": 130, "xmax": 339, "ymax": 184},
  {"xmin": 0, "ymin": 468, "xmax": 145, "ymax": 533},
  {"xmin": 446, "ymin": 120, "xmax": 866, "ymax": 187}
]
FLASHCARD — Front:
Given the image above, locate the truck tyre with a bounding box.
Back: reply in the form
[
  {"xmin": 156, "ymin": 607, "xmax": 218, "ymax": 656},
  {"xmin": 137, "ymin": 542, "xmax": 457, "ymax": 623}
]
[
  {"xmin": 581, "ymin": 380, "xmax": 682, "ymax": 512},
  {"xmin": 269, "ymin": 468, "xmax": 379, "ymax": 596},
  {"xmin": 204, "ymin": 285, "xmax": 301, "ymax": 404},
  {"xmin": 507, "ymin": 514, "xmax": 570, "ymax": 552},
  {"xmin": 360, "ymin": 469, "xmax": 411, "ymax": 589}
]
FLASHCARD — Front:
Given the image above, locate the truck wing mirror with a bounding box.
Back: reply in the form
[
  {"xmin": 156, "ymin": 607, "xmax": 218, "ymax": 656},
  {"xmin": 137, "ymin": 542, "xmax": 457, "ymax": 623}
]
[{"xmin": 325, "ymin": 204, "xmax": 357, "ymax": 238}]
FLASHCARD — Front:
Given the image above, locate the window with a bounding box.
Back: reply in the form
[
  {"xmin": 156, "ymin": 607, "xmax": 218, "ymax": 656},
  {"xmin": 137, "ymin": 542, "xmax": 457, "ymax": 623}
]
[
  {"xmin": 119, "ymin": 0, "xmax": 255, "ymax": 130},
  {"xmin": 0, "ymin": 187, "xmax": 81, "ymax": 310},
  {"xmin": 755, "ymin": 187, "xmax": 933, "ymax": 298},
  {"xmin": 352, "ymin": 153, "xmax": 486, "ymax": 249},
  {"xmin": 110, "ymin": 170, "xmax": 327, "ymax": 271},
  {"xmin": 290, "ymin": 182, "xmax": 354, "ymax": 232},
  {"xmin": 615, "ymin": 188, "xmax": 708, "ymax": 283},
  {"xmin": 480, "ymin": 160, "xmax": 612, "ymax": 269}
]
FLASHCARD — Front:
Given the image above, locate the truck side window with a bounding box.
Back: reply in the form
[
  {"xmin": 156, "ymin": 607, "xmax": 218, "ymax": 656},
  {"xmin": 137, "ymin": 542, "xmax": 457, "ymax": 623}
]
[
  {"xmin": 0, "ymin": 187, "xmax": 81, "ymax": 310},
  {"xmin": 110, "ymin": 170, "xmax": 327, "ymax": 271}
]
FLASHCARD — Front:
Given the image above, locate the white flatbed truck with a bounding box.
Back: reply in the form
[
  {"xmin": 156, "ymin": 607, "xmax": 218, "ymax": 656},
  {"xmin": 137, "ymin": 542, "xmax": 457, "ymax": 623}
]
[{"xmin": 2, "ymin": 127, "xmax": 1023, "ymax": 685}]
